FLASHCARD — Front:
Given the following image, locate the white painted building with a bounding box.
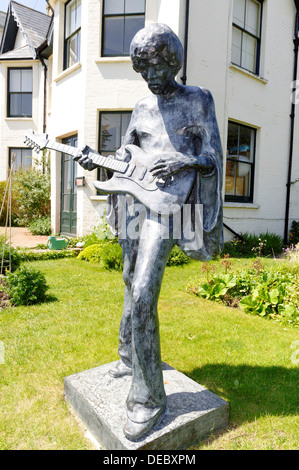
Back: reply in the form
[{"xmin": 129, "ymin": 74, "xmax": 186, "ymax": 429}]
[
  {"xmin": 0, "ymin": 1, "xmax": 52, "ymax": 178},
  {"xmin": 2, "ymin": 0, "xmax": 299, "ymax": 243}
]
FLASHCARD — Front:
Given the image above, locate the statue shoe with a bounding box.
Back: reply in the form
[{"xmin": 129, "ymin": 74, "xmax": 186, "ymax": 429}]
[
  {"xmin": 123, "ymin": 406, "xmax": 165, "ymax": 442},
  {"xmin": 108, "ymin": 360, "xmax": 133, "ymax": 378}
]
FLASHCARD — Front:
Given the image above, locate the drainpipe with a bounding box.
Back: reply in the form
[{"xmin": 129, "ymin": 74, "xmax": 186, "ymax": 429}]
[
  {"xmin": 181, "ymin": 0, "xmax": 190, "ymax": 85},
  {"xmin": 38, "ymin": 54, "xmax": 48, "ymax": 135},
  {"xmin": 284, "ymin": 2, "xmax": 299, "ymax": 244}
]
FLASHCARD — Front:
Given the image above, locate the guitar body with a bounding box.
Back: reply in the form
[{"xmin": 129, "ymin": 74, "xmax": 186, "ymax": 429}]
[
  {"xmin": 94, "ymin": 145, "xmax": 196, "ymax": 215},
  {"xmin": 24, "ymin": 131, "xmax": 196, "ymax": 216}
]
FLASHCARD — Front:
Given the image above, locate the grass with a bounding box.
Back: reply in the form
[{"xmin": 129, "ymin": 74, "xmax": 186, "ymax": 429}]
[{"xmin": 0, "ymin": 257, "xmax": 298, "ymax": 450}]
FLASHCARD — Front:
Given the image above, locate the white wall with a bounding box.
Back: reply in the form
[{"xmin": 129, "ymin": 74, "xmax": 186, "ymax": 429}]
[{"xmin": 49, "ymin": 0, "xmax": 299, "ymax": 240}]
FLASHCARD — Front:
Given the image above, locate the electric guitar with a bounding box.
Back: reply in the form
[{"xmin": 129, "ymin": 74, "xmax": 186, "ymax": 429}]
[{"xmin": 24, "ymin": 130, "xmax": 196, "ymax": 215}]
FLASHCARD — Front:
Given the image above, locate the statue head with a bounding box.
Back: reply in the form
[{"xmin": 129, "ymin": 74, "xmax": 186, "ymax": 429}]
[{"xmin": 130, "ymin": 23, "xmax": 183, "ymax": 95}]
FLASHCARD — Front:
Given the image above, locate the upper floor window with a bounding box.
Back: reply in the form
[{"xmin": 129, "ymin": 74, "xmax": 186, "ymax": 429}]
[
  {"xmin": 64, "ymin": 0, "xmax": 81, "ymax": 69},
  {"xmin": 98, "ymin": 111, "xmax": 132, "ymax": 183},
  {"xmin": 7, "ymin": 68, "xmax": 32, "ymax": 118},
  {"xmin": 232, "ymin": 0, "xmax": 263, "ymax": 75},
  {"xmin": 102, "ymin": 0, "xmax": 146, "ymax": 56},
  {"xmin": 9, "ymin": 148, "xmax": 32, "ymax": 171},
  {"xmin": 225, "ymin": 121, "xmax": 256, "ymax": 203}
]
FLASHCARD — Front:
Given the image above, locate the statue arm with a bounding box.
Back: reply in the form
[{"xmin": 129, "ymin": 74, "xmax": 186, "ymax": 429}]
[{"xmin": 151, "ymin": 89, "xmax": 221, "ymax": 178}]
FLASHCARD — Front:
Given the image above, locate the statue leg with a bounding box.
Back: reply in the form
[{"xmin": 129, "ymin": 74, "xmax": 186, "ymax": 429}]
[
  {"xmin": 108, "ymin": 236, "xmax": 138, "ymax": 377},
  {"xmin": 124, "ymin": 217, "xmax": 176, "ymax": 440}
]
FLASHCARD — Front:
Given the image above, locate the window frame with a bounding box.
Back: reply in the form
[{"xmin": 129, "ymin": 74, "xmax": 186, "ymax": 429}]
[
  {"xmin": 101, "ymin": 0, "xmax": 146, "ymax": 57},
  {"xmin": 7, "ymin": 67, "xmax": 33, "ymax": 118},
  {"xmin": 225, "ymin": 121, "xmax": 256, "ymax": 204},
  {"xmin": 231, "ymin": 0, "xmax": 263, "ymax": 75},
  {"xmin": 9, "ymin": 147, "xmax": 32, "ymax": 171},
  {"xmin": 64, "ymin": 0, "xmax": 81, "ymax": 70},
  {"xmin": 97, "ymin": 110, "xmax": 132, "ymax": 185}
]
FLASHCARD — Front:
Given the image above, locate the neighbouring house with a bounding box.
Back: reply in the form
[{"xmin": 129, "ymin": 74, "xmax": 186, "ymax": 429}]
[
  {"xmin": 2, "ymin": 0, "xmax": 299, "ymax": 244},
  {"xmin": 0, "ymin": 1, "xmax": 52, "ymax": 179}
]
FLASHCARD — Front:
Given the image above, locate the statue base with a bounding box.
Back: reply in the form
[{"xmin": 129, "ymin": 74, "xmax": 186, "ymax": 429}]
[{"xmin": 64, "ymin": 362, "xmax": 229, "ymax": 450}]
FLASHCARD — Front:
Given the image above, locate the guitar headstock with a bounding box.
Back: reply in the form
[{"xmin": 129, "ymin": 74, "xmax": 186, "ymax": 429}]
[{"xmin": 24, "ymin": 130, "xmax": 49, "ymax": 153}]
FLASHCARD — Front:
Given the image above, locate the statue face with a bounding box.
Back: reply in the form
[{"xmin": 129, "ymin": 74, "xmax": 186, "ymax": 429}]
[{"xmin": 137, "ymin": 55, "xmax": 176, "ymax": 96}]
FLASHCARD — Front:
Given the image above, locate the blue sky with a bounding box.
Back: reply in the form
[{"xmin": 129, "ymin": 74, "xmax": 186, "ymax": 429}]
[{"xmin": 0, "ymin": 0, "xmax": 48, "ymax": 14}]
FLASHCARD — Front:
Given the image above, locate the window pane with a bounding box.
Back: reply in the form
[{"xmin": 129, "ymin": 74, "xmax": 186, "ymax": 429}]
[
  {"xmin": 98, "ymin": 112, "xmax": 132, "ymax": 183},
  {"xmin": 104, "ymin": 17, "xmax": 124, "ymax": 55},
  {"xmin": 101, "ymin": 114, "xmax": 122, "ymax": 151},
  {"xmin": 66, "ymin": 0, "xmax": 81, "ymax": 37},
  {"xmin": 10, "ymin": 149, "xmax": 21, "ymax": 169},
  {"xmin": 9, "ymin": 69, "xmax": 21, "ymax": 92},
  {"xmin": 121, "ymin": 113, "xmax": 132, "ymax": 136},
  {"xmin": 125, "ymin": 0, "xmax": 146, "ymax": 14},
  {"xmin": 225, "ymin": 122, "xmax": 255, "ymax": 201},
  {"xmin": 21, "ymin": 149, "xmax": 32, "ymax": 169},
  {"xmin": 231, "ymin": 26, "xmax": 242, "ymax": 66},
  {"xmin": 227, "ymin": 122, "xmax": 239, "ymax": 156},
  {"xmin": 241, "ymin": 32, "xmax": 257, "ymax": 72},
  {"xmin": 22, "ymin": 94, "xmax": 32, "ymax": 116},
  {"xmin": 104, "ymin": 0, "xmax": 125, "ymax": 15},
  {"xmin": 245, "ymin": 0, "xmax": 260, "ymax": 37},
  {"xmin": 10, "ymin": 94, "xmax": 21, "ymax": 116},
  {"xmin": 124, "ymin": 16, "xmax": 145, "ymax": 54},
  {"xmin": 233, "ymin": 0, "xmax": 245, "ymax": 28},
  {"xmin": 21, "ymin": 69, "xmax": 32, "ymax": 92},
  {"xmin": 67, "ymin": 31, "xmax": 80, "ymax": 67}
]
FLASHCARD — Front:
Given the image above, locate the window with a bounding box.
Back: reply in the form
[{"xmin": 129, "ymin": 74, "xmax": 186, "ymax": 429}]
[
  {"xmin": 64, "ymin": 0, "xmax": 81, "ymax": 70},
  {"xmin": 7, "ymin": 68, "xmax": 32, "ymax": 117},
  {"xmin": 225, "ymin": 121, "xmax": 256, "ymax": 203},
  {"xmin": 97, "ymin": 111, "xmax": 132, "ymax": 183},
  {"xmin": 9, "ymin": 148, "xmax": 32, "ymax": 171},
  {"xmin": 232, "ymin": 0, "xmax": 262, "ymax": 74},
  {"xmin": 102, "ymin": 0, "xmax": 146, "ymax": 56}
]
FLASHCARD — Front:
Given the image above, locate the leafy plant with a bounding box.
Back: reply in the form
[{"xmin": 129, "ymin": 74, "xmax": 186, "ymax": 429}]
[
  {"xmin": 5, "ymin": 264, "xmax": 49, "ymax": 306},
  {"xmin": 29, "ymin": 216, "xmax": 51, "ymax": 235},
  {"xmin": 167, "ymin": 245, "xmax": 191, "ymax": 266},
  {"xmin": 188, "ymin": 260, "xmax": 299, "ymax": 327}
]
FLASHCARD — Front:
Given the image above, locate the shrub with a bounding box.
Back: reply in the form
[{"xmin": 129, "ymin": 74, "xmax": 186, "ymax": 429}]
[
  {"xmin": 100, "ymin": 242, "xmax": 123, "ymax": 271},
  {"xmin": 29, "ymin": 216, "xmax": 51, "ymax": 235},
  {"xmin": 13, "ymin": 167, "xmax": 50, "ymax": 226},
  {"xmin": 77, "ymin": 244, "xmax": 104, "ymax": 263},
  {"xmin": 222, "ymin": 232, "xmax": 284, "ymax": 258},
  {"xmin": 18, "ymin": 249, "xmax": 77, "ymax": 262},
  {"xmin": 167, "ymin": 245, "xmax": 191, "ymax": 266},
  {"xmin": 6, "ymin": 264, "xmax": 49, "ymax": 306}
]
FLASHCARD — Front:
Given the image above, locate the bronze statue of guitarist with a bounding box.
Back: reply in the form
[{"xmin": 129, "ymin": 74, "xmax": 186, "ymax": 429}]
[{"xmin": 66, "ymin": 23, "xmax": 223, "ymax": 441}]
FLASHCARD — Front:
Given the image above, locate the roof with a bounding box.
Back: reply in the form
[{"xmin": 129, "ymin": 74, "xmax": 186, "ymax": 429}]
[{"xmin": 0, "ymin": 1, "xmax": 52, "ymax": 60}]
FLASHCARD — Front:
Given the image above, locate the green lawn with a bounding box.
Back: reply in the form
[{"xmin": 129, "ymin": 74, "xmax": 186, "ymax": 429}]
[{"xmin": 0, "ymin": 257, "xmax": 298, "ymax": 450}]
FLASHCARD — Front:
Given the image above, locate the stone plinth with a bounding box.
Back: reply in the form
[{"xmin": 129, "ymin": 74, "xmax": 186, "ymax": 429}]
[{"xmin": 64, "ymin": 362, "xmax": 229, "ymax": 450}]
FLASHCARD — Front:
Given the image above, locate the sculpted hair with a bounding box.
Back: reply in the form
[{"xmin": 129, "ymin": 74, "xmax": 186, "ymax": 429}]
[{"xmin": 130, "ymin": 23, "xmax": 183, "ymax": 75}]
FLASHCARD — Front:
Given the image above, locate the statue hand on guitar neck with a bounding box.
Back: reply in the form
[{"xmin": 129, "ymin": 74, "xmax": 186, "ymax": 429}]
[{"xmin": 73, "ymin": 145, "xmax": 98, "ymax": 171}]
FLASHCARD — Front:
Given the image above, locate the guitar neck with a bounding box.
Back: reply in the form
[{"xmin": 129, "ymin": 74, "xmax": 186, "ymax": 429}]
[{"xmin": 46, "ymin": 140, "xmax": 128, "ymax": 173}]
